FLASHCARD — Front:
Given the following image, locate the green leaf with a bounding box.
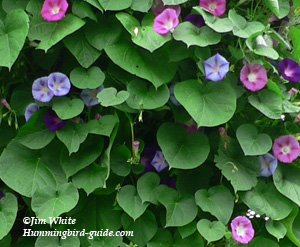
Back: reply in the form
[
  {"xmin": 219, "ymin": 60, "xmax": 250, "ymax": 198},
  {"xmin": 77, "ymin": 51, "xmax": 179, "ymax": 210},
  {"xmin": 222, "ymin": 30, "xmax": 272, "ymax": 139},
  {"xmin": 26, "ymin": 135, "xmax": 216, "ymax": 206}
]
[
  {"xmin": 84, "ymin": 0, "xmax": 103, "ymax": 12},
  {"xmin": 88, "ymin": 236, "xmax": 123, "ymax": 247},
  {"xmin": 174, "ymin": 80, "xmax": 236, "ymax": 127},
  {"xmin": 246, "ymin": 36, "xmax": 279, "ymax": 59},
  {"xmin": 52, "ymin": 97, "xmax": 84, "ymax": 120},
  {"xmin": 110, "ymin": 145, "xmax": 131, "ymax": 177},
  {"xmin": 126, "ymin": 79, "xmax": 169, "ymax": 109},
  {"xmin": 99, "ymin": 0, "xmax": 132, "ymax": 10},
  {"xmin": 195, "ymin": 185, "xmax": 234, "ymax": 224},
  {"xmin": 0, "ymin": 142, "xmax": 56, "ymax": 197},
  {"xmin": 2, "ymin": 0, "xmax": 29, "ymax": 13},
  {"xmin": 105, "ymin": 40, "xmax": 178, "ymax": 88},
  {"xmin": 290, "ymin": 26, "xmax": 300, "ymax": 59},
  {"xmin": 72, "ymin": 0, "xmax": 97, "ymax": 21},
  {"xmin": 0, "ymin": 193, "xmax": 18, "ymax": 240},
  {"xmin": 70, "ymin": 66, "xmax": 105, "ymax": 89},
  {"xmin": 87, "ymin": 115, "xmax": 119, "ymax": 137},
  {"xmin": 35, "ymin": 236, "xmax": 80, "ymax": 247},
  {"xmin": 137, "ymin": 172, "xmax": 160, "ymax": 204},
  {"xmin": 131, "ymin": 0, "xmax": 153, "ymax": 12},
  {"xmin": 282, "ymin": 206, "xmax": 300, "ymax": 247},
  {"xmin": 157, "ymin": 123, "xmax": 210, "ymax": 169},
  {"xmin": 178, "ymin": 222, "xmax": 197, "ymax": 239},
  {"xmin": 116, "ymin": 185, "xmax": 149, "ymax": 220},
  {"xmin": 236, "ymin": 124, "xmax": 272, "ymax": 156},
  {"xmin": 248, "ymin": 236, "xmax": 280, "ymax": 247},
  {"xmin": 174, "ymin": 232, "xmax": 204, "ymax": 247},
  {"xmin": 196, "ymin": 219, "xmax": 225, "ymax": 244},
  {"xmin": 273, "ymin": 165, "xmax": 300, "ymax": 207},
  {"xmin": 163, "ymin": 0, "xmax": 188, "ymax": 4},
  {"xmin": 148, "ymin": 229, "xmax": 173, "ymax": 247},
  {"xmin": 173, "ymin": 23, "xmax": 221, "ymax": 47},
  {"xmin": 241, "ymin": 181, "xmax": 294, "ymax": 220},
  {"xmin": 0, "ymin": 234, "xmax": 11, "ymax": 247},
  {"xmin": 97, "ymin": 87, "xmax": 129, "ymax": 107},
  {"xmin": 56, "ymin": 123, "xmax": 89, "ymax": 155},
  {"xmin": 28, "ymin": 14, "xmax": 85, "ymax": 52},
  {"xmin": 0, "ymin": 9, "xmax": 29, "ymax": 69},
  {"xmin": 263, "ymin": 0, "xmax": 290, "ymax": 19},
  {"xmin": 266, "ymin": 220, "xmax": 287, "ymax": 241}
]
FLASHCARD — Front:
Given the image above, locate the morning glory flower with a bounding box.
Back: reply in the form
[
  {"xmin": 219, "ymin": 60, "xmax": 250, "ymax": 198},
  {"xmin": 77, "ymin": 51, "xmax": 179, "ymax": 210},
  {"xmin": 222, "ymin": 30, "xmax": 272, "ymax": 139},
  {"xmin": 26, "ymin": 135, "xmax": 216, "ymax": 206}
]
[
  {"xmin": 152, "ymin": 0, "xmax": 181, "ymax": 16},
  {"xmin": 169, "ymin": 84, "xmax": 181, "ymax": 106},
  {"xmin": 154, "ymin": 8, "xmax": 179, "ymax": 35},
  {"xmin": 151, "ymin": 150, "xmax": 169, "ymax": 172},
  {"xmin": 259, "ymin": 153, "xmax": 278, "ymax": 177},
  {"xmin": 272, "ymin": 135, "xmax": 300, "ymax": 163},
  {"xmin": 161, "ymin": 176, "xmax": 176, "ymax": 189},
  {"xmin": 80, "ymin": 86, "xmax": 104, "ymax": 107},
  {"xmin": 32, "ymin": 76, "xmax": 54, "ymax": 103},
  {"xmin": 44, "ymin": 110, "xmax": 66, "ymax": 132},
  {"xmin": 25, "ymin": 103, "xmax": 40, "ymax": 122},
  {"xmin": 185, "ymin": 14, "xmax": 205, "ymax": 28},
  {"xmin": 199, "ymin": 0, "xmax": 227, "ymax": 17},
  {"xmin": 41, "ymin": 0, "xmax": 69, "ymax": 22},
  {"xmin": 47, "ymin": 72, "xmax": 71, "ymax": 96},
  {"xmin": 231, "ymin": 216, "xmax": 255, "ymax": 245},
  {"xmin": 240, "ymin": 63, "xmax": 268, "ymax": 92},
  {"xmin": 204, "ymin": 53, "xmax": 230, "ymax": 82},
  {"xmin": 278, "ymin": 58, "xmax": 300, "ymax": 83}
]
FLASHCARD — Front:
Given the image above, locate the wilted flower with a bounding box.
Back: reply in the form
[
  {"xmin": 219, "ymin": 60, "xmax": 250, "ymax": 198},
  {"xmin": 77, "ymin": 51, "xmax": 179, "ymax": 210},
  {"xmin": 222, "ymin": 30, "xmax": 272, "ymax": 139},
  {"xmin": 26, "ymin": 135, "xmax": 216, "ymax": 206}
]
[
  {"xmin": 25, "ymin": 103, "xmax": 39, "ymax": 122},
  {"xmin": 0, "ymin": 99, "xmax": 11, "ymax": 110},
  {"xmin": 132, "ymin": 140, "xmax": 140, "ymax": 157},
  {"xmin": 169, "ymin": 84, "xmax": 181, "ymax": 106},
  {"xmin": 272, "ymin": 135, "xmax": 300, "ymax": 163},
  {"xmin": 80, "ymin": 86, "xmax": 104, "ymax": 107},
  {"xmin": 288, "ymin": 87, "xmax": 298, "ymax": 97},
  {"xmin": 154, "ymin": 8, "xmax": 179, "ymax": 35},
  {"xmin": 204, "ymin": 53, "xmax": 230, "ymax": 82},
  {"xmin": 32, "ymin": 76, "xmax": 54, "ymax": 103},
  {"xmin": 185, "ymin": 14, "xmax": 205, "ymax": 28},
  {"xmin": 259, "ymin": 153, "xmax": 278, "ymax": 177},
  {"xmin": 278, "ymin": 58, "xmax": 300, "ymax": 83},
  {"xmin": 41, "ymin": 0, "xmax": 69, "ymax": 22},
  {"xmin": 199, "ymin": 0, "xmax": 227, "ymax": 17},
  {"xmin": 44, "ymin": 110, "xmax": 66, "ymax": 132},
  {"xmin": 152, "ymin": 0, "xmax": 181, "ymax": 16},
  {"xmin": 151, "ymin": 150, "xmax": 169, "ymax": 172},
  {"xmin": 231, "ymin": 216, "xmax": 255, "ymax": 245},
  {"xmin": 240, "ymin": 63, "xmax": 268, "ymax": 92},
  {"xmin": 47, "ymin": 72, "xmax": 71, "ymax": 96}
]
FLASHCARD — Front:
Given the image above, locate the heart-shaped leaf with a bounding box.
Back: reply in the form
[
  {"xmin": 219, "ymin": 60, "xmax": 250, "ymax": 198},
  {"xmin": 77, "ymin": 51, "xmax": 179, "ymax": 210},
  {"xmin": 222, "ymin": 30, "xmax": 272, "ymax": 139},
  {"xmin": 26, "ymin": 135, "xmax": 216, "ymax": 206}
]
[
  {"xmin": 99, "ymin": 0, "xmax": 132, "ymax": 10},
  {"xmin": 263, "ymin": 0, "xmax": 290, "ymax": 19},
  {"xmin": 236, "ymin": 124, "xmax": 272, "ymax": 156},
  {"xmin": 266, "ymin": 221, "xmax": 287, "ymax": 241},
  {"xmin": 137, "ymin": 172, "xmax": 160, "ymax": 204},
  {"xmin": 52, "ymin": 97, "xmax": 84, "ymax": 120},
  {"xmin": 70, "ymin": 66, "xmax": 105, "ymax": 89},
  {"xmin": 197, "ymin": 219, "xmax": 226, "ymax": 244},
  {"xmin": 157, "ymin": 123, "xmax": 210, "ymax": 169},
  {"xmin": 35, "ymin": 236, "xmax": 80, "ymax": 247},
  {"xmin": 97, "ymin": 87, "xmax": 129, "ymax": 107}
]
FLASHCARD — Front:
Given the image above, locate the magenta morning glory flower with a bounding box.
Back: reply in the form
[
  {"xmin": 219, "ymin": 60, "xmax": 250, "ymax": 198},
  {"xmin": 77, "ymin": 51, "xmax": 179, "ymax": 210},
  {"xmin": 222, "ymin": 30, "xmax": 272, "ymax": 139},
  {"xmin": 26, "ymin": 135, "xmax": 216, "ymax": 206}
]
[
  {"xmin": 41, "ymin": 0, "xmax": 69, "ymax": 22},
  {"xmin": 240, "ymin": 63, "xmax": 268, "ymax": 92},
  {"xmin": 272, "ymin": 135, "xmax": 300, "ymax": 164},
  {"xmin": 278, "ymin": 58, "xmax": 300, "ymax": 83},
  {"xmin": 32, "ymin": 76, "xmax": 54, "ymax": 103},
  {"xmin": 204, "ymin": 53, "xmax": 230, "ymax": 82},
  {"xmin": 47, "ymin": 72, "xmax": 71, "ymax": 96},
  {"xmin": 185, "ymin": 14, "xmax": 205, "ymax": 28},
  {"xmin": 80, "ymin": 86, "xmax": 104, "ymax": 107},
  {"xmin": 44, "ymin": 110, "xmax": 66, "ymax": 132},
  {"xmin": 154, "ymin": 8, "xmax": 179, "ymax": 35},
  {"xmin": 152, "ymin": 0, "xmax": 181, "ymax": 16},
  {"xmin": 231, "ymin": 216, "xmax": 255, "ymax": 245},
  {"xmin": 151, "ymin": 150, "xmax": 169, "ymax": 172},
  {"xmin": 25, "ymin": 103, "xmax": 40, "ymax": 122},
  {"xmin": 199, "ymin": 0, "xmax": 227, "ymax": 17},
  {"xmin": 259, "ymin": 153, "xmax": 278, "ymax": 177}
]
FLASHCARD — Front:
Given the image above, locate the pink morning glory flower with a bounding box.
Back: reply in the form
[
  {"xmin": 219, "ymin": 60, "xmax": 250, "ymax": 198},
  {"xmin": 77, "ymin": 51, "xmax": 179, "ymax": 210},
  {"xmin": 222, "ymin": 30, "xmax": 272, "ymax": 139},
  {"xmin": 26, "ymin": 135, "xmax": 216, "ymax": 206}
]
[
  {"xmin": 231, "ymin": 216, "xmax": 255, "ymax": 245},
  {"xmin": 151, "ymin": 150, "xmax": 169, "ymax": 172},
  {"xmin": 259, "ymin": 153, "xmax": 278, "ymax": 177},
  {"xmin": 47, "ymin": 72, "xmax": 71, "ymax": 96},
  {"xmin": 25, "ymin": 103, "xmax": 39, "ymax": 122},
  {"xmin": 44, "ymin": 110, "xmax": 66, "ymax": 132},
  {"xmin": 41, "ymin": 0, "xmax": 69, "ymax": 22},
  {"xmin": 32, "ymin": 76, "xmax": 54, "ymax": 103},
  {"xmin": 80, "ymin": 86, "xmax": 104, "ymax": 107},
  {"xmin": 152, "ymin": 0, "xmax": 181, "ymax": 16},
  {"xmin": 278, "ymin": 58, "xmax": 300, "ymax": 83},
  {"xmin": 154, "ymin": 8, "xmax": 179, "ymax": 35},
  {"xmin": 199, "ymin": 0, "xmax": 227, "ymax": 17},
  {"xmin": 272, "ymin": 135, "xmax": 300, "ymax": 163},
  {"xmin": 240, "ymin": 63, "xmax": 268, "ymax": 92},
  {"xmin": 204, "ymin": 53, "xmax": 230, "ymax": 82}
]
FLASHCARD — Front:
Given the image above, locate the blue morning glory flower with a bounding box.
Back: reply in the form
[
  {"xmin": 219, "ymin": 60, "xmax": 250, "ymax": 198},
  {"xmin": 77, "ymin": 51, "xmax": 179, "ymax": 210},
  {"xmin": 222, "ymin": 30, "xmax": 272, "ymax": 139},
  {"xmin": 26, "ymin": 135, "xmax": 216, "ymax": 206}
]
[
  {"xmin": 80, "ymin": 85, "xmax": 104, "ymax": 107},
  {"xmin": 151, "ymin": 150, "xmax": 168, "ymax": 172},
  {"xmin": 259, "ymin": 153, "xmax": 278, "ymax": 177},
  {"xmin": 204, "ymin": 53, "xmax": 230, "ymax": 82},
  {"xmin": 24, "ymin": 103, "xmax": 39, "ymax": 122}
]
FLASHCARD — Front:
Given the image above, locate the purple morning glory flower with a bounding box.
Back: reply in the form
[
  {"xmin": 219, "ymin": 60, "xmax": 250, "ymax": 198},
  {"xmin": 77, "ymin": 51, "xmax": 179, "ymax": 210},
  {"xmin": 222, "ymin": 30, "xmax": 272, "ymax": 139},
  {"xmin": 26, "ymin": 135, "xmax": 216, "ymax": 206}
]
[
  {"xmin": 151, "ymin": 150, "xmax": 169, "ymax": 172},
  {"xmin": 204, "ymin": 53, "xmax": 230, "ymax": 82},
  {"xmin": 278, "ymin": 58, "xmax": 300, "ymax": 83},
  {"xmin": 259, "ymin": 153, "xmax": 278, "ymax": 177},
  {"xmin": 185, "ymin": 14, "xmax": 205, "ymax": 28},
  {"xmin": 169, "ymin": 84, "xmax": 181, "ymax": 106},
  {"xmin": 24, "ymin": 103, "xmax": 39, "ymax": 122},
  {"xmin": 231, "ymin": 216, "xmax": 255, "ymax": 245},
  {"xmin": 154, "ymin": 8, "xmax": 179, "ymax": 35},
  {"xmin": 44, "ymin": 110, "xmax": 66, "ymax": 132},
  {"xmin": 240, "ymin": 63, "xmax": 268, "ymax": 92},
  {"xmin": 32, "ymin": 76, "xmax": 54, "ymax": 102},
  {"xmin": 47, "ymin": 72, "xmax": 71, "ymax": 96},
  {"xmin": 80, "ymin": 86, "xmax": 104, "ymax": 107},
  {"xmin": 272, "ymin": 135, "xmax": 300, "ymax": 164},
  {"xmin": 141, "ymin": 147, "xmax": 157, "ymax": 172},
  {"xmin": 160, "ymin": 177, "xmax": 176, "ymax": 189}
]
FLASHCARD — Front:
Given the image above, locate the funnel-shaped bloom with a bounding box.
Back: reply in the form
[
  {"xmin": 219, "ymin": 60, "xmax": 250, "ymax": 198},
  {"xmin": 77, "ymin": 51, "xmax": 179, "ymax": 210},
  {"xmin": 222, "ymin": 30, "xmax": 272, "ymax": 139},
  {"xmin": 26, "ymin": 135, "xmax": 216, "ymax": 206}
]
[
  {"xmin": 231, "ymin": 216, "xmax": 255, "ymax": 245},
  {"xmin": 273, "ymin": 135, "xmax": 300, "ymax": 163},
  {"xmin": 259, "ymin": 153, "xmax": 278, "ymax": 177},
  {"xmin": 278, "ymin": 58, "xmax": 300, "ymax": 83},
  {"xmin": 199, "ymin": 0, "xmax": 227, "ymax": 17},
  {"xmin": 41, "ymin": 0, "xmax": 69, "ymax": 22},
  {"xmin": 44, "ymin": 110, "xmax": 66, "ymax": 132},
  {"xmin": 32, "ymin": 77, "xmax": 54, "ymax": 103},
  {"xmin": 240, "ymin": 63, "xmax": 268, "ymax": 92},
  {"xmin": 80, "ymin": 86, "xmax": 104, "ymax": 107},
  {"xmin": 48, "ymin": 72, "xmax": 71, "ymax": 96},
  {"xmin": 25, "ymin": 103, "xmax": 40, "ymax": 122},
  {"xmin": 185, "ymin": 14, "xmax": 205, "ymax": 28},
  {"xmin": 204, "ymin": 53, "xmax": 230, "ymax": 82},
  {"xmin": 151, "ymin": 150, "xmax": 168, "ymax": 172},
  {"xmin": 154, "ymin": 8, "xmax": 179, "ymax": 35}
]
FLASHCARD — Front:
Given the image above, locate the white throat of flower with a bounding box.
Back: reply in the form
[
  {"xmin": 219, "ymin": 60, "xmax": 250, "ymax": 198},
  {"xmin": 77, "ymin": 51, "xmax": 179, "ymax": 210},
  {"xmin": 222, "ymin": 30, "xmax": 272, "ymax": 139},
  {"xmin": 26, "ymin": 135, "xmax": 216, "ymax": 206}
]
[
  {"xmin": 248, "ymin": 73, "xmax": 257, "ymax": 83},
  {"xmin": 282, "ymin": 145, "xmax": 291, "ymax": 154},
  {"xmin": 236, "ymin": 225, "xmax": 246, "ymax": 237},
  {"xmin": 51, "ymin": 6, "xmax": 60, "ymax": 15},
  {"xmin": 165, "ymin": 21, "xmax": 174, "ymax": 32}
]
